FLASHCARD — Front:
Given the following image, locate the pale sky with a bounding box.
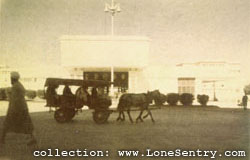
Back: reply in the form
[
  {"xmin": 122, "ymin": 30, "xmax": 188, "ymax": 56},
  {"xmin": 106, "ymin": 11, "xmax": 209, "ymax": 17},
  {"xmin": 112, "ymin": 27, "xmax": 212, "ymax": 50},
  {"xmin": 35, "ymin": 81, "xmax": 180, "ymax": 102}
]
[{"xmin": 0, "ymin": 0, "xmax": 249, "ymax": 79}]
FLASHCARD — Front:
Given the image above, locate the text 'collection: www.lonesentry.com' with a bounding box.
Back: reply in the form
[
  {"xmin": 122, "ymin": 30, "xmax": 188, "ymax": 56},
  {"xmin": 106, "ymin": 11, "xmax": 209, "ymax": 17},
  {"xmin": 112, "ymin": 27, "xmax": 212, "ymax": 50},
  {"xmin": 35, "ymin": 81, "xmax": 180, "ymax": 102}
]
[{"xmin": 33, "ymin": 148, "xmax": 247, "ymax": 159}]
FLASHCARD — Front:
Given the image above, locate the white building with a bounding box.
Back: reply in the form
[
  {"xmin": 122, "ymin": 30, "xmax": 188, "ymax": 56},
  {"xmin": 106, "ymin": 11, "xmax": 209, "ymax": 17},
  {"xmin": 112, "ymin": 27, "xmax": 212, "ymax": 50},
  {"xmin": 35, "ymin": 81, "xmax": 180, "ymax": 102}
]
[
  {"xmin": 143, "ymin": 62, "xmax": 244, "ymax": 107},
  {"xmin": 61, "ymin": 35, "xmax": 151, "ymax": 93},
  {"xmin": 176, "ymin": 62, "xmax": 244, "ymax": 104},
  {"xmin": 142, "ymin": 65, "xmax": 178, "ymax": 93}
]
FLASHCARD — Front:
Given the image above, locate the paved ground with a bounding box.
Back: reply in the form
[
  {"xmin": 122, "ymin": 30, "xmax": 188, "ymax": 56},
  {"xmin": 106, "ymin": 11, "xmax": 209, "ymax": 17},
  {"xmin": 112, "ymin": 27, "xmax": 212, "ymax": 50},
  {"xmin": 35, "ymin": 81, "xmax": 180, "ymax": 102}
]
[
  {"xmin": 0, "ymin": 101, "xmax": 249, "ymax": 160},
  {"xmin": 0, "ymin": 101, "xmax": 48, "ymax": 117}
]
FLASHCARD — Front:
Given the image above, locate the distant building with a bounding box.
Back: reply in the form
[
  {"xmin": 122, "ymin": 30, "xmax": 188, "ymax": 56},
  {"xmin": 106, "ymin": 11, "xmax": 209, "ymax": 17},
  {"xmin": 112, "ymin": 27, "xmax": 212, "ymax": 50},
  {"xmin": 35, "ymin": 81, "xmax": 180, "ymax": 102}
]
[
  {"xmin": 143, "ymin": 62, "xmax": 244, "ymax": 107},
  {"xmin": 0, "ymin": 65, "xmax": 12, "ymax": 88},
  {"xmin": 0, "ymin": 65, "xmax": 68, "ymax": 90},
  {"xmin": 176, "ymin": 61, "xmax": 244, "ymax": 104},
  {"xmin": 142, "ymin": 65, "xmax": 178, "ymax": 93}
]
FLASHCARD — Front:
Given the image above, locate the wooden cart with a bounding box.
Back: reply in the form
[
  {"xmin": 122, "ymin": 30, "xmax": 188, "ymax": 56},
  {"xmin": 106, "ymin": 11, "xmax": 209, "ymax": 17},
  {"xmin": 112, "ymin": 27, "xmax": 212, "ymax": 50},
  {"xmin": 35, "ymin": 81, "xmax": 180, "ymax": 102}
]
[{"xmin": 44, "ymin": 78, "xmax": 113, "ymax": 124}]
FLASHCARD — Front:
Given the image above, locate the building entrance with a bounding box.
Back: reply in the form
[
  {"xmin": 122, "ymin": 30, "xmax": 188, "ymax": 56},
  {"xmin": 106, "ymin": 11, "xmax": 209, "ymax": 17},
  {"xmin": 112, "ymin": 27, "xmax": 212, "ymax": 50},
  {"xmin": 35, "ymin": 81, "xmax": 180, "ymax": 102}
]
[{"xmin": 83, "ymin": 72, "xmax": 128, "ymax": 93}]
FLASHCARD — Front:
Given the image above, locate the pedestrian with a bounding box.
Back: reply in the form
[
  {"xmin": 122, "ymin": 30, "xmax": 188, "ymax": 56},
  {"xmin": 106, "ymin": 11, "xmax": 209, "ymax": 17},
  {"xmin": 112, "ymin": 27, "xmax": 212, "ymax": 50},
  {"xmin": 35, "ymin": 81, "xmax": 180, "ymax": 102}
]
[
  {"xmin": 0, "ymin": 72, "xmax": 37, "ymax": 146},
  {"xmin": 242, "ymin": 93, "xmax": 248, "ymax": 110}
]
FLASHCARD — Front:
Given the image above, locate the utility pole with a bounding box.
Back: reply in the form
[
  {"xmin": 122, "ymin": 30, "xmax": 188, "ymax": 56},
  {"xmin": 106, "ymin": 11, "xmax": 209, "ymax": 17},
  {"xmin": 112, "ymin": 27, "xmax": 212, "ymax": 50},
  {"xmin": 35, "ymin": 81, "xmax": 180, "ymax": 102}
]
[{"xmin": 104, "ymin": 0, "xmax": 121, "ymax": 96}]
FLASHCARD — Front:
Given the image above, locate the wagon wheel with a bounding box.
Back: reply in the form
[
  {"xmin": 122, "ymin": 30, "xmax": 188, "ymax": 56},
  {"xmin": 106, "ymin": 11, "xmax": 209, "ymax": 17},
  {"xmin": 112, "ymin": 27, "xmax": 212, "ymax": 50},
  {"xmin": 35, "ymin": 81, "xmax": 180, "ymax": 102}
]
[
  {"xmin": 54, "ymin": 108, "xmax": 76, "ymax": 123},
  {"xmin": 54, "ymin": 108, "xmax": 67, "ymax": 123},
  {"xmin": 93, "ymin": 110, "xmax": 110, "ymax": 124},
  {"xmin": 65, "ymin": 108, "xmax": 76, "ymax": 121}
]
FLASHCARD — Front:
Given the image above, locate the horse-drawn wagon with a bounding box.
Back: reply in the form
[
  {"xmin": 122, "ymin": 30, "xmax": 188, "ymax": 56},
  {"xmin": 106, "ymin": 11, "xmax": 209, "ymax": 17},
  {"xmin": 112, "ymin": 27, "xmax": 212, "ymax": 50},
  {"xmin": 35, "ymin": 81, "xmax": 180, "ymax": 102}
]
[
  {"xmin": 44, "ymin": 78, "xmax": 113, "ymax": 124},
  {"xmin": 45, "ymin": 77, "xmax": 163, "ymax": 124}
]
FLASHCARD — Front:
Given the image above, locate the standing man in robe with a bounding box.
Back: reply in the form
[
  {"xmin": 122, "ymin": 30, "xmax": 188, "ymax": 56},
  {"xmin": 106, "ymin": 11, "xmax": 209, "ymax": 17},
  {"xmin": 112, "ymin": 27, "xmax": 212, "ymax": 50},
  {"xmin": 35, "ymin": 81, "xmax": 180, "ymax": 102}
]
[
  {"xmin": 0, "ymin": 72, "xmax": 37, "ymax": 146},
  {"xmin": 242, "ymin": 93, "xmax": 248, "ymax": 110}
]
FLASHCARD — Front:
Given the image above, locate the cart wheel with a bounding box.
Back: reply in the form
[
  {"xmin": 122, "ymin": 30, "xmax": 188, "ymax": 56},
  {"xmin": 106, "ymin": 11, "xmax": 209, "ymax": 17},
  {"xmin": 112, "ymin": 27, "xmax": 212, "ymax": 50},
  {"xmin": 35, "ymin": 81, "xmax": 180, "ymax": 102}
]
[
  {"xmin": 54, "ymin": 108, "xmax": 67, "ymax": 123},
  {"xmin": 54, "ymin": 108, "xmax": 76, "ymax": 123},
  {"xmin": 93, "ymin": 110, "xmax": 110, "ymax": 124},
  {"xmin": 65, "ymin": 108, "xmax": 76, "ymax": 122}
]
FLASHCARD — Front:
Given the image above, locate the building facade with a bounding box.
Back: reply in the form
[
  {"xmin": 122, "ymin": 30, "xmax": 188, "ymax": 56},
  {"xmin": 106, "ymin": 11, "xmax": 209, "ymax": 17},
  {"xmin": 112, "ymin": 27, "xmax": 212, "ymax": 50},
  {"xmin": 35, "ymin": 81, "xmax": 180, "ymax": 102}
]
[
  {"xmin": 143, "ymin": 62, "xmax": 244, "ymax": 107},
  {"xmin": 176, "ymin": 62, "xmax": 243, "ymax": 102},
  {"xmin": 60, "ymin": 35, "xmax": 151, "ymax": 94}
]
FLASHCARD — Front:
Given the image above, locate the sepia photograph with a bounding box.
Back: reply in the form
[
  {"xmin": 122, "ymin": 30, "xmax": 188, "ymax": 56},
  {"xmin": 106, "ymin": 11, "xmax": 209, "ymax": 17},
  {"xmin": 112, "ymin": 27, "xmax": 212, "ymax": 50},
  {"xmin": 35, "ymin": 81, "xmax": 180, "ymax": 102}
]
[{"xmin": 0, "ymin": 0, "xmax": 249, "ymax": 159}]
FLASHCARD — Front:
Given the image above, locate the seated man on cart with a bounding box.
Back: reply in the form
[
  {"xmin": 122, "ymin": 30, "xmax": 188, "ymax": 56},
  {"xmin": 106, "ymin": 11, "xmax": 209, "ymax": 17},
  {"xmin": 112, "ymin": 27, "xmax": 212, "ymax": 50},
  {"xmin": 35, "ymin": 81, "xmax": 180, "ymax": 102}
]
[
  {"xmin": 92, "ymin": 87, "xmax": 111, "ymax": 109},
  {"xmin": 63, "ymin": 85, "xmax": 73, "ymax": 95},
  {"xmin": 62, "ymin": 84, "xmax": 76, "ymax": 108},
  {"xmin": 45, "ymin": 84, "xmax": 59, "ymax": 107}
]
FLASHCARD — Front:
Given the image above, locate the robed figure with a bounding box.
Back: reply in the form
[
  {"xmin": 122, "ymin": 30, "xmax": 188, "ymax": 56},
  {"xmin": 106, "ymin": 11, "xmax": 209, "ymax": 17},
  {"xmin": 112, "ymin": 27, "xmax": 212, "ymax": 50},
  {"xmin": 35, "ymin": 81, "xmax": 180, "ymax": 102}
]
[{"xmin": 0, "ymin": 72, "xmax": 37, "ymax": 146}]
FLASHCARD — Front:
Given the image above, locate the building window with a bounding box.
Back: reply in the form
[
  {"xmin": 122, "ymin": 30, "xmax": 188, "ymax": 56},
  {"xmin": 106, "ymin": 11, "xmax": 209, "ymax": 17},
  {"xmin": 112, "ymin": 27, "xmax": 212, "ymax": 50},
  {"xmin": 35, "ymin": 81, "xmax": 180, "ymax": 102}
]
[{"xmin": 178, "ymin": 78, "xmax": 195, "ymax": 95}]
